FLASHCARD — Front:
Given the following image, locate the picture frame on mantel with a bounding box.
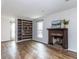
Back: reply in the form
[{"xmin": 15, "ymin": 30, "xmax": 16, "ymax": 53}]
[{"xmin": 51, "ymin": 20, "xmax": 69, "ymax": 28}]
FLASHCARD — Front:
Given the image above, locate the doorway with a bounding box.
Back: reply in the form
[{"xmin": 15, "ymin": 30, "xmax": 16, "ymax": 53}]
[{"xmin": 10, "ymin": 22, "xmax": 15, "ymax": 41}]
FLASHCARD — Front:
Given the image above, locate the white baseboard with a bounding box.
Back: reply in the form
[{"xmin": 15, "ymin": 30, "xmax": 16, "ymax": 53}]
[
  {"xmin": 16, "ymin": 39, "xmax": 32, "ymax": 43},
  {"xmin": 32, "ymin": 39, "xmax": 48, "ymax": 44},
  {"xmin": 68, "ymin": 48, "xmax": 77, "ymax": 52},
  {"xmin": 1, "ymin": 40, "xmax": 10, "ymax": 42}
]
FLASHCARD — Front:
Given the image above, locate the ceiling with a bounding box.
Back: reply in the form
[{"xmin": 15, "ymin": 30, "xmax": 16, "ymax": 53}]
[{"xmin": 1, "ymin": 0, "xmax": 77, "ymax": 19}]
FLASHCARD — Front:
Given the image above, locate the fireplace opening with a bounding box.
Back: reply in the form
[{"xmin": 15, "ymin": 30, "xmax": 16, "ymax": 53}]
[{"xmin": 52, "ymin": 37, "xmax": 63, "ymax": 48}]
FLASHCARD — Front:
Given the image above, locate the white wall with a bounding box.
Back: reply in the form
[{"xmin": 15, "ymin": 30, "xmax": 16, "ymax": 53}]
[
  {"xmin": 1, "ymin": 16, "xmax": 15, "ymax": 41},
  {"xmin": 33, "ymin": 7, "xmax": 77, "ymax": 52}
]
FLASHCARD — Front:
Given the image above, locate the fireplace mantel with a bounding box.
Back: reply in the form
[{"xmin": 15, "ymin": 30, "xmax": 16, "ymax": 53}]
[
  {"xmin": 47, "ymin": 28, "xmax": 68, "ymax": 30},
  {"xmin": 47, "ymin": 28, "xmax": 68, "ymax": 49}
]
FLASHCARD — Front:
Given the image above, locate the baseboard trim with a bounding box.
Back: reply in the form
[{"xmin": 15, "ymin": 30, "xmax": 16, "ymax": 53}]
[
  {"xmin": 68, "ymin": 49, "xmax": 77, "ymax": 53},
  {"xmin": 32, "ymin": 39, "xmax": 50, "ymax": 44},
  {"xmin": 1, "ymin": 40, "xmax": 14, "ymax": 43},
  {"xmin": 16, "ymin": 39, "xmax": 32, "ymax": 43}
]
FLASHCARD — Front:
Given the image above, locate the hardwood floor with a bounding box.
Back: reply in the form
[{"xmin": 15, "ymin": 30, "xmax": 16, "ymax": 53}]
[{"xmin": 1, "ymin": 40, "xmax": 77, "ymax": 59}]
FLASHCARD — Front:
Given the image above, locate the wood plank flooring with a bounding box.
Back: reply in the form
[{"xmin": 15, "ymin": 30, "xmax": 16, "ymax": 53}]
[{"xmin": 1, "ymin": 40, "xmax": 77, "ymax": 59}]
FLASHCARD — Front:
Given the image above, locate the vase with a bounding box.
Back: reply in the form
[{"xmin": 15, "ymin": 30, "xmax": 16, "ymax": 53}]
[{"xmin": 64, "ymin": 25, "xmax": 68, "ymax": 28}]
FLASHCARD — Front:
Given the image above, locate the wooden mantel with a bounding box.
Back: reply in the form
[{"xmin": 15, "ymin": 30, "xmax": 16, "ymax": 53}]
[
  {"xmin": 47, "ymin": 28, "xmax": 68, "ymax": 30},
  {"xmin": 47, "ymin": 28, "xmax": 68, "ymax": 49}
]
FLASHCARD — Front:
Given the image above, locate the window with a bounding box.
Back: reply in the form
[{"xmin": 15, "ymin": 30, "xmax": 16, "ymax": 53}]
[
  {"xmin": 37, "ymin": 21, "xmax": 43, "ymax": 38},
  {"xmin": 10, "ymin": 22, "xmax": 15, "ymax": 40}
]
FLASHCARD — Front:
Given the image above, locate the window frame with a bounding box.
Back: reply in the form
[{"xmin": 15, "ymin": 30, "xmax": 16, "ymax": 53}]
[{"xmin": 36, "ymin": 21, "xmax": 43, "ymax": 38}]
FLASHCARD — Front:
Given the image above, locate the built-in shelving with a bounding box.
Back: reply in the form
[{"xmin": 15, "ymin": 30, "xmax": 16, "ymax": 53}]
[{"xmin": 18, "ymin": 19, "xmax": 32, "ymax": 40}]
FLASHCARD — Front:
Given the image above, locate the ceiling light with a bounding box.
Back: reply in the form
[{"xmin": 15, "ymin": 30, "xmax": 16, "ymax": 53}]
[{"xmin": 65, "ymin": 0, "xmax": 69, "ymax": 2}]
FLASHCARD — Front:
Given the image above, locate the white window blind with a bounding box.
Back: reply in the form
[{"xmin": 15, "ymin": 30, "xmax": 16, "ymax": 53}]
[{"xmin": 37, "ymin": 21, "xmax": 43, "ymax": 38}]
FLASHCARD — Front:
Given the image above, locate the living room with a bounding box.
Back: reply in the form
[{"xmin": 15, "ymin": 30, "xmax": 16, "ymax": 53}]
[{"xmin": 1, "ymin": 0, "xmax": 78, "ymax": 59}]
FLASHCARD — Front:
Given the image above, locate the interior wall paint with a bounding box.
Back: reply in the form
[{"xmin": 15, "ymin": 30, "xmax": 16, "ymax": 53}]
[
  {"xmin": 1, "ymin": 16, "xmax": 15, "ymax": 41},
  {"xmin": 33, "ymin": 7, "xmax": 77, "ymax": 52}
]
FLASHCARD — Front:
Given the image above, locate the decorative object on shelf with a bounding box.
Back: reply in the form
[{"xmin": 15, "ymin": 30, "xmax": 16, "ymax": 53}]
[
  {"xmin": 63, "ymin": 19, "xmax": 69, "ymax": 28},
  {"xmin": 51, "ymin": 20, "xmax": 64, "ymax": 28},
  {"xmin": 51, "ymin": 19, "xmax": 69, "ymax": 28}
]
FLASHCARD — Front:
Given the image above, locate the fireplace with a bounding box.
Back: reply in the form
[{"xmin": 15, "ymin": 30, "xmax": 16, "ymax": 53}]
[{"xmin": 47, "ymin": 28, "xmax": 68, "ymax": 49}]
